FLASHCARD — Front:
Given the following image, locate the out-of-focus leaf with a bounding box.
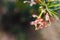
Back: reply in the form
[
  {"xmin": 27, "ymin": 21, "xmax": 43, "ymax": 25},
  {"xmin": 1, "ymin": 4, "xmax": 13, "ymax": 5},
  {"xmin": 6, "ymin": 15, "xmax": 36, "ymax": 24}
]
[
  {"xmin": 16, "ymin": 1, "xmax": 29, "ymax": 11},
  {"xmin": 53, "ymin": 7, "xmax": 60, "ymax": 10},
  {"xmin": 49, "ymin": 10, "xmax": 59, "ymax": 20},
  {"xmin": 39, "ymin": 11, "xmax": 43, "ymax": 18},
  {"xmin": 46, "ymin": 6, "xmax": 53, "ymax": 16},
  {"xmin": 50, "ymin": 7, "xmax": 60, "ymax": 11},
  {"xmin": 48, "ymin": 4, "xmax": 60, "ymax": 8},
  {"xmin": 49, "ymin": 9, "xmax": 58, "ymax": 14}
]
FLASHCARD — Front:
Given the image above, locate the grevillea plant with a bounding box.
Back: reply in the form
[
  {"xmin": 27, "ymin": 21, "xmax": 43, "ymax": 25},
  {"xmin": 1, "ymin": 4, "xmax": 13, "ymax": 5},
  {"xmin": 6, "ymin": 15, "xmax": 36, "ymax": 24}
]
[{"xmin": 24, "ymin": 0, "xmax": 60, "ymax": 30}]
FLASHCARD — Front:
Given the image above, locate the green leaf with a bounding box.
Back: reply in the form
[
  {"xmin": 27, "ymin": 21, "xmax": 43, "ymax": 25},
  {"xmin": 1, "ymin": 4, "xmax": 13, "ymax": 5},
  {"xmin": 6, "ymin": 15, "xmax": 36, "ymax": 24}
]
[
  {"xmin": 49, "ymin": 9, "xmax": 58, "ymax": 14},
  {"xmin": 50, "ymin": 7, "xmax": 60, "ymax": 10},
  {"xmin": 53, "ymin": 8, "xmax": 60, "ymax": 10},
  {"xmin": 48, "ymin": 4, "xmax": 60, "ymax": 8},
  {"xmin": 39, "ymin": 11, "xmax": 43, "ymax": 18},
  {"xmin": 49, "ymin": 10, "xmax": 59, "ymax": 20},
  {"xmin": 46, "ymin": 6, "xmax": 53, "ymax": 16}
]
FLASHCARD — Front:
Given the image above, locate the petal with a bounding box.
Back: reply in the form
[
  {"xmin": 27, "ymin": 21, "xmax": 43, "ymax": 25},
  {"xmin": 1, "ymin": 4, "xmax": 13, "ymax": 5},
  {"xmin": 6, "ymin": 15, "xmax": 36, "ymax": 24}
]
[
  {"xmin": 32, "ymin": 2, "xmax": 36, "ymax": 4},
  {"xmin": 35, "ymin": 25, "xmax": 42, "ymax": 30},
  {"xmin": 34, "ymin": 20, "xmax": 39, "ymax": 24},
  {"xmin": 23, "ymin": 1, "xmax": 28, "ymax": 3},
  {"xmin": 39, "ymin": 25, "xmax": 43, "ymax": 29},
  {"xmin": 32, "ymin": 14, "xmax": 37, "ymax": 18},
  {"xmin": 30, "ymin": 21, "xmax": 35, "ymax": 25},
  {"xmin": 45, "ymin": 13, "xmax": 49, "ymax": 21},
  {"xmin": 30, "ymin": 3, "xmax": 33, "ymax": 6}
]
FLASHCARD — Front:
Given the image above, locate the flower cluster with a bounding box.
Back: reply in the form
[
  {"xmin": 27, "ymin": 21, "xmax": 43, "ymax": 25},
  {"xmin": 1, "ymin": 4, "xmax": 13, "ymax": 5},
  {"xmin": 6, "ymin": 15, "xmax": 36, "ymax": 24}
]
[
  {"xmin": 23, "ymin": 0, "xmax": 59, "ymax": 30},
  {"xmin": 30, "ymin": 13, "xmax": 55, "ymax": 30},
  {"xmin": 30, "ymin": 14, "xmax": 47, "ymax": 30}
]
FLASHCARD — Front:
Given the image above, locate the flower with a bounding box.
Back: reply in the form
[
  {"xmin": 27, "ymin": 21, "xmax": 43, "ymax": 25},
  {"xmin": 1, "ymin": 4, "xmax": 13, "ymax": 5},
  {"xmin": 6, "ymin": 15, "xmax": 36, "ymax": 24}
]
[
  {"xmin": 45, "ymin": 13, "xmax": 55, "ymax": 23},
  {"xmin": 35, "ymin": 25, "xmax": 43, "ymax": 30},
  {"xmin": 30, "ymin": 21, "xmax": 35, "ymax": 25},
  {"xmin": 30, "ymin": 16, "xmax": 47, "ymax": 30},
  {"xmin": 45, "ymin": 13, "xmax": 50, "ymax": 21},
  {"xmin": 32, "ymin": 14, "xmax": 37, "ymax": 18},
  {"xmin": 30, "ymin": 13, "xmax": 55, "ymax": 30},
  {"xmin": 35, "ymin": 21, "xmax": 47, "ymax": 30},
  {"xmin": 23, "ymin": 0, "xmax": 36, "ymax": 6}
]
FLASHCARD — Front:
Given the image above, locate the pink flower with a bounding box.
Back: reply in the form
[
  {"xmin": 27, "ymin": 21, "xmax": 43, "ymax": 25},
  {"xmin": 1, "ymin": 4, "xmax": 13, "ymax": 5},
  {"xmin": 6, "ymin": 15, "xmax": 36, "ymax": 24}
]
[
  {"xmin": 30, "ymin": 20, "xmax": 39, "ymax": 25},
  {"xmin": 32, "ymin": 14, "xmax": 37, "ymax": 18},
  {"xmin": 30, "ymin": 21, "xmax": 35, "ymax": 25},
  {"xmin": 24, "ymin": 0, "xmax": 36, "ymax": 6},
  {"xmin": 45, "ymin": 13, "xmax": 49, "ymax": 21},
  {"xmin": 30, "ymin": 17, "xmax": 47, "ymax": 30},
  {"xmin": 35, "ymin": 25, "xmax": 43, "ymax": 30},
  {"xmin": 45, "ymin": 13, "xmax": 55, "ymax": 23},
  {"xmin": 30, "ymin": 14, "xmax": 50, "ymax": 30},
  {"xmin": 36, "ymin": 21, "xmax": 47, "ymax": 30},
  {"xmin": 38, "ymin": 25, "xmax": 43, "ymax": 29},
  {"xmin": 37, "ymin": 18, "xmax": 43, "ymax": 22}
]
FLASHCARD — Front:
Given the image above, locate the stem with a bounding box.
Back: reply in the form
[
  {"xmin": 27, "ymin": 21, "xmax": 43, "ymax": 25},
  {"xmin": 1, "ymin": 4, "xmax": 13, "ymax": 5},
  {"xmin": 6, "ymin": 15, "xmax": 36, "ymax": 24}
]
[
  {"xmin": 38, "ymin": 11, "xmax": 43, "ymax": 18},
  {"xmin": 46, "ymin": 5, "xmax": 53, "ymax": 16},
  {"xmin": 35, "ymin": 24, "xmax": 37, "ymax": 30}
]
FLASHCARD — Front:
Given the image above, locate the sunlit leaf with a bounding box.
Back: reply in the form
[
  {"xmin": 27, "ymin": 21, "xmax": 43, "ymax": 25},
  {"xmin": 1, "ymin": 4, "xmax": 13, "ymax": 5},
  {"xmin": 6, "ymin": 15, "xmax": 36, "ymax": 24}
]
[
  {"xmin": 48, "ymin": 4, "xmax": 60, "ymax": 8},
  {"xmin": 49, "ymin": 10, "xmax": 59, "ymax": 20}
]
